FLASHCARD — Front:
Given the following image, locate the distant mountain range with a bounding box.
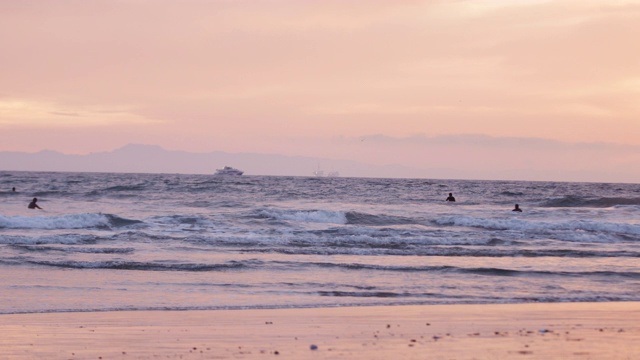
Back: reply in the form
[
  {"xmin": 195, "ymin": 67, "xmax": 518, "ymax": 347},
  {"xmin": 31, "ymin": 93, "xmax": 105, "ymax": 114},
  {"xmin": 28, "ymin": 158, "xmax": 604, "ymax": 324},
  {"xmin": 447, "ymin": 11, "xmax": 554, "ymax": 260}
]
[{"xmin": 0, "ymin": 144, "xmax": 453, "ymax": 178}]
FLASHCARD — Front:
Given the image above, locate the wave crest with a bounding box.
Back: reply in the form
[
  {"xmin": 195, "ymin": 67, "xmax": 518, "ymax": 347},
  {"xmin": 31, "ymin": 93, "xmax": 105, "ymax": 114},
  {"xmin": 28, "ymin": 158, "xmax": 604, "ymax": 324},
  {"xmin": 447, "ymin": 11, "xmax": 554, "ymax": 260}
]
[
  {"xmin": 434, "ymin": 216, "xmax": 640, "ymax": 237},
  {"xmin": 257, "ymin": 209, "xmax": 347, "ymax": 224},
  {"xmin": 345, "ymin": 212, "xmax": 417, "ymax": 226},
  {"xmin": 0, "ymin": 213, "xmax": 141, "ymax": 230},
  {"xmin": 542, "ymin": 196, "xmax": 640, "ymax": 208}
]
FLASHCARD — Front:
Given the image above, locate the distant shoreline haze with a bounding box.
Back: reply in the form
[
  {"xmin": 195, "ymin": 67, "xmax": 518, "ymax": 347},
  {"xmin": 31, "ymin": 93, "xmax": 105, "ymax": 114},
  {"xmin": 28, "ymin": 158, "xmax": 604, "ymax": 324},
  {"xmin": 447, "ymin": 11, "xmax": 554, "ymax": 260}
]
[{"xmin": 0, "ymin": 143, "xmax": 638, "ymax": 183}]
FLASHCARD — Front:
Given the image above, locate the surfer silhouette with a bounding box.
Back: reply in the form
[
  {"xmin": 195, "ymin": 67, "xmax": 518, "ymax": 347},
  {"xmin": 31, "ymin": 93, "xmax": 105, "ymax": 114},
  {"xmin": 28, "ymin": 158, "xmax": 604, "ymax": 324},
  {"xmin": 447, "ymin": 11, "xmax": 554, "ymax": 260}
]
[
  {"xmin": 446, "ymin": 193, "xmax": 456, "ymax": 202},
  {"xmin": 512, "ymin": 204, "xmax": 522, "ymax": 212},
  {"xmin": 28, "ymin": 198, "xmax": 42, "ymax": 210}
]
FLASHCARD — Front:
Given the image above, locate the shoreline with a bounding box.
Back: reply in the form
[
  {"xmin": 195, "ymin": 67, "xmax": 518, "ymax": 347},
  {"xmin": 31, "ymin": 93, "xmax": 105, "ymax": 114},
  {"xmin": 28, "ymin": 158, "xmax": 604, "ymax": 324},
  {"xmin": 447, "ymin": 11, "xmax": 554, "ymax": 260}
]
[
  {"xmin": 1, "ymin": 302, "xmax": 638, "ymax": 359},
  {"xmin": 1, "ymin": 299, "xmax": 639, "ymax": 316}
]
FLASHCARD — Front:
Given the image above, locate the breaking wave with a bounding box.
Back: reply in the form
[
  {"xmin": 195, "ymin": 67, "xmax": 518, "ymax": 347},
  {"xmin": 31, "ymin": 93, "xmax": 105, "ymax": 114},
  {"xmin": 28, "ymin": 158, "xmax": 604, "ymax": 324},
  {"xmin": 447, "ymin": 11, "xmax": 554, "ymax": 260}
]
[
  {"xmin": 434, "ymin": 216, "xmax": 640, "ymax": 237},
  {"xmin": 541, "ymin": 196, "xmax": 640, "ymax": 208},
  {"xmin": 255, "ymin": 208, "xmax": 419, "ymax": 226},
  {"xmin": 256, "ymin": 208, "xmax": 347, "ymax": 224},
  {"xmin": 0, "ymin": 213, "xmax": 141, "ymax": 230}
]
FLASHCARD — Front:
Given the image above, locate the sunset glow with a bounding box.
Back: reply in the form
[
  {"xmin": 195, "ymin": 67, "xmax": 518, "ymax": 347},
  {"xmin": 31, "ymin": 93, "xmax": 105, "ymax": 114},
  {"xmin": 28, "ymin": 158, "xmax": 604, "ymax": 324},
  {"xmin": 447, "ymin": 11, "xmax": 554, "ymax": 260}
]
[{"xmin": 1, "ymin": 0, "xmax": 640, "ymax": 181}]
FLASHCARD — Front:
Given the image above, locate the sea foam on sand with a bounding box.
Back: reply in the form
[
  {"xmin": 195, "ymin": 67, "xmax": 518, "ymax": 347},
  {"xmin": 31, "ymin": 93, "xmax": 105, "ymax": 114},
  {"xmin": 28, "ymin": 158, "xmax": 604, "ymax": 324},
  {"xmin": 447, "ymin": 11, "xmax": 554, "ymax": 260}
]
[{"xmin": 0, "ymin": 302, "xmax": 638, "ymax": 359}]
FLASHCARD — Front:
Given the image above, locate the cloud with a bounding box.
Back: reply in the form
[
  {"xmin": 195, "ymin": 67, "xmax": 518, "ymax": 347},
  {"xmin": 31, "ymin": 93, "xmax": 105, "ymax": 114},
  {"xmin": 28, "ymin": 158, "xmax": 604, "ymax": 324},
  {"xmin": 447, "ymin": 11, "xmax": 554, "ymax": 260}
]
[
  {"xmin": 49, "ymin": 111, "xmax": 80, "ymax": 117},
  {"xmin": 0, "ymin": 99, "xmax": 160, "ymax": 128}
]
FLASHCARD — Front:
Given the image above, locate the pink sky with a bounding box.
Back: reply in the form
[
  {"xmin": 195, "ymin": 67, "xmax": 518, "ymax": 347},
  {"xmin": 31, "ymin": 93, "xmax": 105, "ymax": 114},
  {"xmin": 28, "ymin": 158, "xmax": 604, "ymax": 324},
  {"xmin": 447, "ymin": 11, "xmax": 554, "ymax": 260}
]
[{"xmin": 1, "ymin": 0, "xmax": 640, "ymax": 181}]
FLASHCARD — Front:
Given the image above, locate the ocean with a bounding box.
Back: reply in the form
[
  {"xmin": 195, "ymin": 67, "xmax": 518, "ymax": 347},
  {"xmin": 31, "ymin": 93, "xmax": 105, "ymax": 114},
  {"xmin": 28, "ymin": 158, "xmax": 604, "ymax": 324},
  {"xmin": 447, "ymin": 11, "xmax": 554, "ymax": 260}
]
[{"xmin": 1, "ymin": 171, "xmax": 639, "ymax": 314}]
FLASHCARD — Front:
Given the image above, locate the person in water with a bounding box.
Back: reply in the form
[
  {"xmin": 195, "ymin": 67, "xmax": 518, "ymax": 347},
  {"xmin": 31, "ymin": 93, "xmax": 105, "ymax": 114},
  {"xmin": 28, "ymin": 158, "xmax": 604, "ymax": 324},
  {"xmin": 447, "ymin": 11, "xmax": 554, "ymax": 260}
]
[
  {"xmin": 512, "ymin": 204, "xmax": 522, "ymax": 212},
  {"xmin": 28, "ymin": 198, "xmax": 42, "ymax": 209},
  {"xmin": 446, "ymin": 193, "xmax": 456, "ymax": 202}
]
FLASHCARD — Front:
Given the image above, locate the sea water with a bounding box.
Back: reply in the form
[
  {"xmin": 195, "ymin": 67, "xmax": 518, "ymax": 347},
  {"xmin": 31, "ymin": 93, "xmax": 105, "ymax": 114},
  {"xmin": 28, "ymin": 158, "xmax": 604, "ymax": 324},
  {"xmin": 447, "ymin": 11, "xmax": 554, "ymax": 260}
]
[{"xmin": 0, "ymin": 171, "xmax": 639, "ymax": 314}]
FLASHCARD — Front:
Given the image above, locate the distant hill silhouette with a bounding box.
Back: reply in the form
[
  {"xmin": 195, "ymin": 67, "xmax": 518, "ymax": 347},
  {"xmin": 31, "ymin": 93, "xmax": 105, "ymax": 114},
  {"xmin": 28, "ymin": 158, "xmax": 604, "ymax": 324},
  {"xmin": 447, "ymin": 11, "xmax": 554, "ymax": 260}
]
[{"xmin": 0, "ymin": 144, "xmax": 448, "ymax": 178}]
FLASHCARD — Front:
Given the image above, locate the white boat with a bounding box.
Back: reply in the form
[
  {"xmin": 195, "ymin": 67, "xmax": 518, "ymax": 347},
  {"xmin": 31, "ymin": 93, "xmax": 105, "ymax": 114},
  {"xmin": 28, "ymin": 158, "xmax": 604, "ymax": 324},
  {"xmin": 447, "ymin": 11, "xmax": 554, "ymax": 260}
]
[
  {"xmin": 214, "ymin": 166, "xmax": 244, "ymax": 176},
  {"xmin": 313, "ymin": 167, "xmax": 339, "ymax": 177}
]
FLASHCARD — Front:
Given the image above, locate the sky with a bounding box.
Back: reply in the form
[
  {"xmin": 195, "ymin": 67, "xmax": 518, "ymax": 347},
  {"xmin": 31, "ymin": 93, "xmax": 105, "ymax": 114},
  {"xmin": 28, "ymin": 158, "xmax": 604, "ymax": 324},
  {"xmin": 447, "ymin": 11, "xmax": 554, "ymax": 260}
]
[{"xmin": 1, "ymin": 0, "xmax": 640, "ymax": 182}]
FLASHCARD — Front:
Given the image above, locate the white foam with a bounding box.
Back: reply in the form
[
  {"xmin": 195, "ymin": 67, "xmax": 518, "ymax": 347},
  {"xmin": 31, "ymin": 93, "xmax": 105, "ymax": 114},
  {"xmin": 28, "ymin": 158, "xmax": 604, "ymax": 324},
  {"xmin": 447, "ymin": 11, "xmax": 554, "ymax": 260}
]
[
  {"xmin": 0, "ymin": 213, "xmax": 111, "ymax": 230},
  {"xmin": 435, "ymin": 216, "xmax": 640, "ymax": 236},
  {"xmin": 259, "ymin": 209, "xmax": 347, "ymax": 224},
  {"xmin": 0, "ymin": 234, "xmax": 96, "ymax": 245}
]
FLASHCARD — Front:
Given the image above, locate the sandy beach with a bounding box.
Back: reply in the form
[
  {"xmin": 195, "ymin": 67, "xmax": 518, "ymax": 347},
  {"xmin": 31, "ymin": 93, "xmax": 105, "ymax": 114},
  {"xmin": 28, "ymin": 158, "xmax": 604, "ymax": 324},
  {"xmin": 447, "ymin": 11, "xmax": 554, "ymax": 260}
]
[{"xmin": 0, "ymin": 302, "xmax": 638, "ymax": 359}]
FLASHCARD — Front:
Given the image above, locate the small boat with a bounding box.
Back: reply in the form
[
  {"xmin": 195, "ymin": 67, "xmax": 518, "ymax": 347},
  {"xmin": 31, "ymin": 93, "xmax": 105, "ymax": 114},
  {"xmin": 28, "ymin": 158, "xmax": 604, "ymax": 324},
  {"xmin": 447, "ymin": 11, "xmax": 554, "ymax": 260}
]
[{"xmin": 214, "ymin": 166, "xmax": 244, "ymax": 176}]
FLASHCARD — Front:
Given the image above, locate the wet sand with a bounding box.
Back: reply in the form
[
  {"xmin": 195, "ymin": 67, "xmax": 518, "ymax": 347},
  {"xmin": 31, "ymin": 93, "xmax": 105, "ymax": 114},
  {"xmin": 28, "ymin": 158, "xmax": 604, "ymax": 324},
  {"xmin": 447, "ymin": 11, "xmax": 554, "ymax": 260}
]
[{"xmin": 0, "ymin": 302, "xmax": 638, "ymax": 359}]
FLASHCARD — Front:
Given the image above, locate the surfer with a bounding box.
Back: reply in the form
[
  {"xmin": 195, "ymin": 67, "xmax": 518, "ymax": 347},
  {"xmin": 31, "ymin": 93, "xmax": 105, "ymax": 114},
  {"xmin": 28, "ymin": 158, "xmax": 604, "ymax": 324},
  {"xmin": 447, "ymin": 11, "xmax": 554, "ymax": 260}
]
[
  {"xmin": 28, "ymin": 198, "xmax": 42, "ymax": 210},
  {"xmin": 512, "ymin": 204, "xmax": 522, "ymax": 212},
  {"xmin": 446, "ymin": 193, "xmax": 456, "ymax": 202}
]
